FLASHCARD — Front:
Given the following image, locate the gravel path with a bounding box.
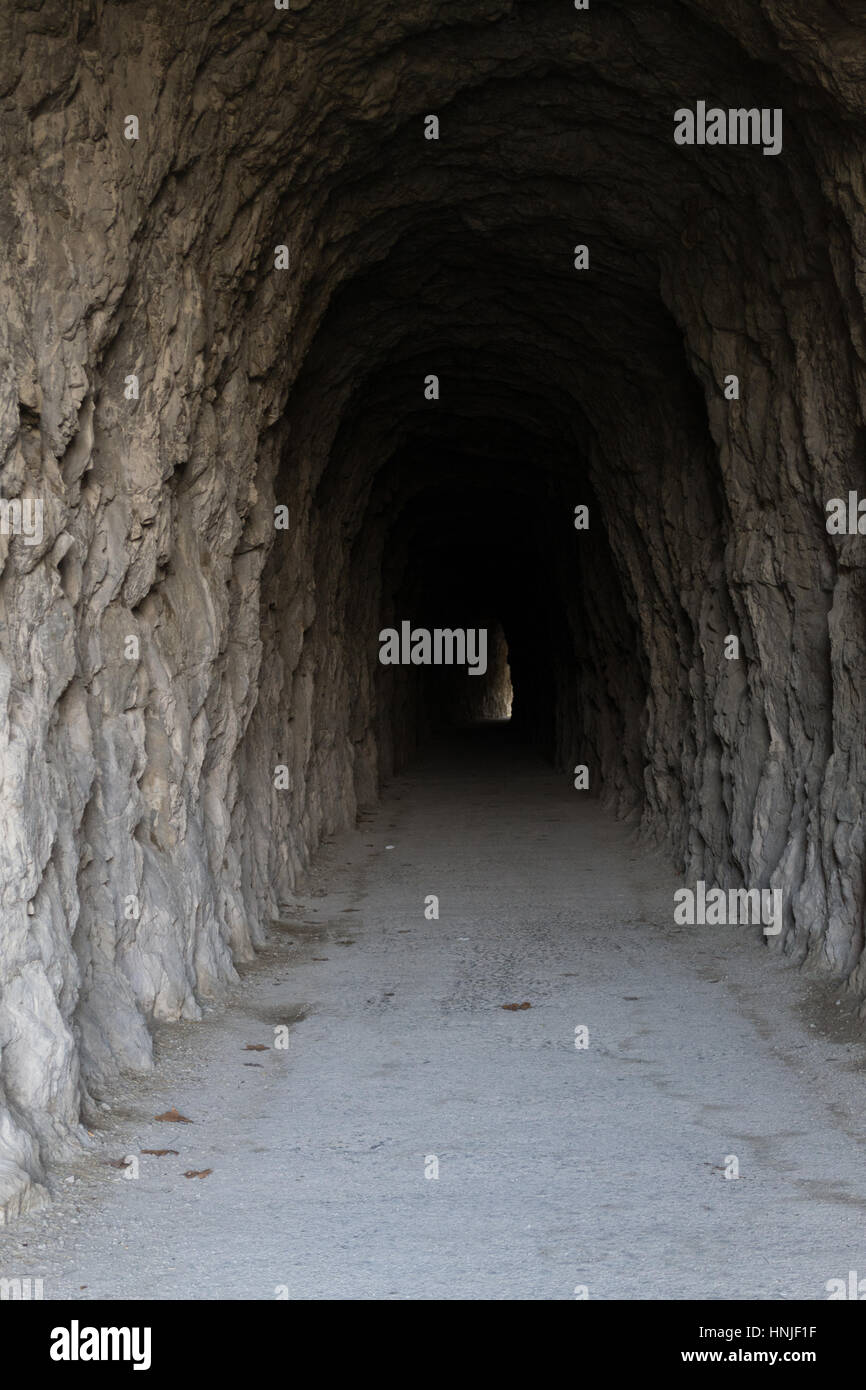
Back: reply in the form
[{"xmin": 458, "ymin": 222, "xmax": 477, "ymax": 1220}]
[{"xmin": 5, "ymin": 726, "xmax": 866, "ymax": 1300}]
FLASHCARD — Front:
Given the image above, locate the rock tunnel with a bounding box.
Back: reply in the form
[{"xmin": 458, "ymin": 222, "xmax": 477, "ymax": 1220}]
[{"xmin": 1, "ymin": 0, "xmax": 866, "ymax": 1227}]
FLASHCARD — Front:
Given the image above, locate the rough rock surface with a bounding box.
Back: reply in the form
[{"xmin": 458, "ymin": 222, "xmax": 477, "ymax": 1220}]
[{"xmin": 1, "ymin": 0, "xmax": 865, "ymax": 1220}]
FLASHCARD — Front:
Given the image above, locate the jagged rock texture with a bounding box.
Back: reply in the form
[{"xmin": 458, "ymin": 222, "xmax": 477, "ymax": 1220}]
[{"xmin": 1, "ymin": 0, "xmax": 865, "ymax": 1218}]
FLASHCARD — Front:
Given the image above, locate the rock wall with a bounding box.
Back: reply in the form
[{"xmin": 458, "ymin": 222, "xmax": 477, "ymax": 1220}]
[{"xmin": 1, "ymin": 0, "xmax": 865, "ymax": 1219}]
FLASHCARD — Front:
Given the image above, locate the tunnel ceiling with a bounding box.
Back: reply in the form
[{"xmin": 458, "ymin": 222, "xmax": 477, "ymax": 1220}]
[{"xmin": 1, "ymin": 0, "xmax": 866, "ymax": 1219}]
